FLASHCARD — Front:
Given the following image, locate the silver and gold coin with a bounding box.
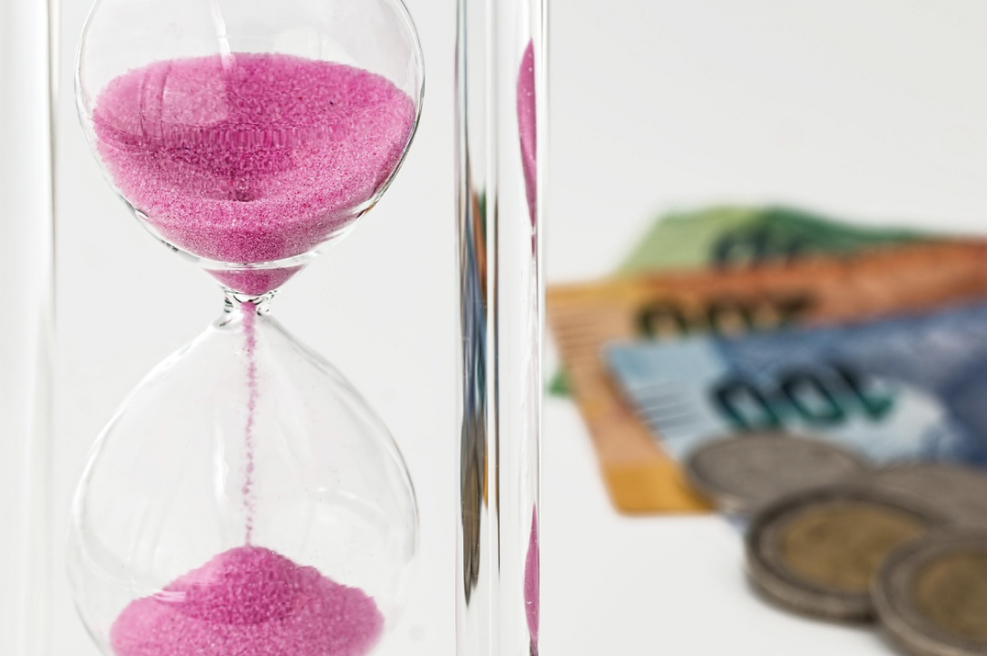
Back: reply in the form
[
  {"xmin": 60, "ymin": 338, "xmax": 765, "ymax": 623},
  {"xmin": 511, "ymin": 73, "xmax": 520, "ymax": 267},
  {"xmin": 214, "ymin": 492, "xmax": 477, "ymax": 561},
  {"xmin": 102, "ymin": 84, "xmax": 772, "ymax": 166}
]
[
  {"xmin": 874, "ymin": 530, "xmax": 987, "ymax": 656},
  {"xmin": 685, "ymin": 432, "xmax": 868, "ymax": 515},
  {"xmin": 746, "ymin": 484, "xmax": 943, "ymax": 621}
]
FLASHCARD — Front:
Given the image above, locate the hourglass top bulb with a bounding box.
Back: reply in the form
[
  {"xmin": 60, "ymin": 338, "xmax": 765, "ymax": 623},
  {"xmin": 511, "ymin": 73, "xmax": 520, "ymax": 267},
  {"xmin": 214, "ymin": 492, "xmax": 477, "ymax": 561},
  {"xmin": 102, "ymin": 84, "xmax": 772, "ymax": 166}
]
[
  {"xmin": 78, "ymin": 0, "xmax": 424, "ymax": 294},
  {"xmin": 93, "ymin": 54, "xmax": 414, "ymax": 263}
]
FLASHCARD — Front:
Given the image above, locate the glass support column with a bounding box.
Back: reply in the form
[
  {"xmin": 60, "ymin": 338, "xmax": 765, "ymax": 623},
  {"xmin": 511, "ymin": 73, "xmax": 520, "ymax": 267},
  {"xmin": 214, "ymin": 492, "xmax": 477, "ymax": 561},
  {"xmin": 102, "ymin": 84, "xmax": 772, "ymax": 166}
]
[
  {"xmin": 0, "ymin": 0, "xmax": 56, "ymax": 653},
  {"xmin": 456, "ymin": 0, "xmax": 546, "ymax": 654}
]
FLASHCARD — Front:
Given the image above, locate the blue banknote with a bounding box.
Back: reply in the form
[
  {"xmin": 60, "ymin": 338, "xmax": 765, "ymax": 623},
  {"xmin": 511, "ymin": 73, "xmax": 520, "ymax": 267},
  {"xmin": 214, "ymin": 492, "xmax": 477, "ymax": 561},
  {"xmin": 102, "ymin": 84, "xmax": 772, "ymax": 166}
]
[{"xmin": 605, "ymin": 301, "xmax": 987, "ymax": 467}]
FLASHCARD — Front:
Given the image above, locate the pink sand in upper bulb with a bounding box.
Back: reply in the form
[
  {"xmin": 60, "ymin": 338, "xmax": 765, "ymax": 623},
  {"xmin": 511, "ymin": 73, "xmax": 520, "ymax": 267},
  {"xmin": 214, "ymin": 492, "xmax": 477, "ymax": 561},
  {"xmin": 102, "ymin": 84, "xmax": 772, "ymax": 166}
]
[
  {"xmin": 93, "ymin": 52, "xmax": 415, "ymax": 291},
  {"xmin": 517, "ymin": 41, "xmax": 537, "ymax": 227},
  {"xmin": 110, "ymin": 546, "xmax": 383, "ymax": 656}
]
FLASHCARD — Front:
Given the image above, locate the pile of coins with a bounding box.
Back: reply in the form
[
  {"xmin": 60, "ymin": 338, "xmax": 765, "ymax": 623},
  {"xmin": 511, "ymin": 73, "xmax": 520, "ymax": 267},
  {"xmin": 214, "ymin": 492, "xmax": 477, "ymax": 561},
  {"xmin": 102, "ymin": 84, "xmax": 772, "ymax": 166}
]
[{"xmin": 686, "ymin": 433, "xmax": 987, "ymax": 656}]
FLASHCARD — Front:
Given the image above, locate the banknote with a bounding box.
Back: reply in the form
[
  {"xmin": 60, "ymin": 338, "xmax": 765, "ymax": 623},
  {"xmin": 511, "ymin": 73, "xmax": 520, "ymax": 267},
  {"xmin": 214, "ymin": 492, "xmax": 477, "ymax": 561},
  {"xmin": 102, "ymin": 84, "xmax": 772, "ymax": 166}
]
[
  {"xmin": 606, "ymin": 301, "xmax": 987, "ymax": 473},
  {"xmin": 618, "ymin": 205, "xmax": 925, "ymax": 274},
  {"xmin": 546, "ymin": 241, "xmax": 987, "ymax": 513},
  {"xmin": 550, "ymin": 206, "xmax": 927, "ymax": 395}
]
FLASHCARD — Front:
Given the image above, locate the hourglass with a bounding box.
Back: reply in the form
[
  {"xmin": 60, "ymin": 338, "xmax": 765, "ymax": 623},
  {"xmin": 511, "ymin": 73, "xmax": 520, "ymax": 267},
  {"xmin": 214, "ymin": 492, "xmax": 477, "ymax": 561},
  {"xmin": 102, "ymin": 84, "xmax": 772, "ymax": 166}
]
[{"xmin": 68, "ymin": 1, "xmax": 423, "ymax": 655}]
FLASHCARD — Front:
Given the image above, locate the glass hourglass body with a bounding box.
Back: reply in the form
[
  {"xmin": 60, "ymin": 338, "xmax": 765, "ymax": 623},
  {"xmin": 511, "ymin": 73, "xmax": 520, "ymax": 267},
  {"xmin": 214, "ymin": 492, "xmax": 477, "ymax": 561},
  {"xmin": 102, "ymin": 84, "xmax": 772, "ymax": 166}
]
[{"xmin": 69, "ymin": 1, "xmax": 424, "ymax": 655}]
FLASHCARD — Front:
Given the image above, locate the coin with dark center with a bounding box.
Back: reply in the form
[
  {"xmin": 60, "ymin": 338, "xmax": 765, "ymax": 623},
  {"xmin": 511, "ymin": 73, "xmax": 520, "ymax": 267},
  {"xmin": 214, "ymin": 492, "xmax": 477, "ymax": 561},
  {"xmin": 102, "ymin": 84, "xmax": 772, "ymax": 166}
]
[
  {"xmin": 746, "ymin": 484, "xmax": 944, "ymax": 621},
  {"xmin": 874, "ymin": 530, "xmax": 987, "ymax": 656}
]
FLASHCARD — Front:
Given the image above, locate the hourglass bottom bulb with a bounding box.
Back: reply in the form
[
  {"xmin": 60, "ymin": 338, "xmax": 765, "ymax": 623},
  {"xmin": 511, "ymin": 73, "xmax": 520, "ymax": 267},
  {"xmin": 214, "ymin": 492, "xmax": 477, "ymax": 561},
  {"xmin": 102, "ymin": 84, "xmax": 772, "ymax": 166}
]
[{"xmin": 110, "ymin": 546, "xmax": 383, "ymax": 656}]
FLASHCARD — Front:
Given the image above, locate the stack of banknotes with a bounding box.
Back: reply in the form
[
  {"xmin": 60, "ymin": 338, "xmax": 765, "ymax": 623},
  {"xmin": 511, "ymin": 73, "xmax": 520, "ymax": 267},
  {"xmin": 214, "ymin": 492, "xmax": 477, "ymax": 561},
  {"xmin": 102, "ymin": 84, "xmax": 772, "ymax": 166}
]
[{"xmin": 547, "ymin": 206, "xmax": 987, "ymax": 513}]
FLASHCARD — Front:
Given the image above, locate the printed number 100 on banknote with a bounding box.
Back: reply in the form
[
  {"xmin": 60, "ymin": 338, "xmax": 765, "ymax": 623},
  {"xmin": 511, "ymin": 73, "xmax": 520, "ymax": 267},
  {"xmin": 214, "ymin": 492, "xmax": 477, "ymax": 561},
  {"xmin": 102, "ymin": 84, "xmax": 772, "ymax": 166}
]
[
  {"xmin": 715, "ymin": 361, "xmax": 895, "ymax": 431},
  {"xmin": 606, "ymin": 330, "xmax": 965, "ymax": 466}
]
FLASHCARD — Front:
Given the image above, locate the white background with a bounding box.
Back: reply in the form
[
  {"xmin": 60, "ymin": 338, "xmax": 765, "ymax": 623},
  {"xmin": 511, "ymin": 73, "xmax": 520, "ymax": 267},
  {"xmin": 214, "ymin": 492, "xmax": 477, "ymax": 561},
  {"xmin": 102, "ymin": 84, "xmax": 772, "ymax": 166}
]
[{"xmin": 52, "ymin": 1, "xmax": 987, "ymax": 654}]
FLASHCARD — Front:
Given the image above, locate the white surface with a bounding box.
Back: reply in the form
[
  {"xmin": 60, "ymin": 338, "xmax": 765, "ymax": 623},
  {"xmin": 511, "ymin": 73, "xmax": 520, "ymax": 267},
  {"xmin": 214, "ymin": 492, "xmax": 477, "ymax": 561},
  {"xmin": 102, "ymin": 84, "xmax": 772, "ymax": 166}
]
[{"xmin": 52, "ymin": 1, "xmax": 987, "ymax": 655}]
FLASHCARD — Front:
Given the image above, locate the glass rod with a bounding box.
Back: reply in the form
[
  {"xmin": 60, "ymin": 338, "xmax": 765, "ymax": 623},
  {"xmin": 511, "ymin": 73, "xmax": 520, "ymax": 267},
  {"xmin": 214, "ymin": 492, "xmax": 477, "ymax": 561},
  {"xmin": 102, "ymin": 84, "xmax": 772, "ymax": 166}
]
[{"xmin": 456, "ymin": 0, "xmax": 546, "ymax": 654}]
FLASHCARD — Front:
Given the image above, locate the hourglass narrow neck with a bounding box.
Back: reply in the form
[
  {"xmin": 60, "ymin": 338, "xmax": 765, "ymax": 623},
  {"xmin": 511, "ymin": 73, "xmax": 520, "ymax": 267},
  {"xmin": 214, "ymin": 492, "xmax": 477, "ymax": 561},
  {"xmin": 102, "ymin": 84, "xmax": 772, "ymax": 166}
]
[{"xmin": 221, "ymin": 290, "xmax": 277, "ymax": 322}]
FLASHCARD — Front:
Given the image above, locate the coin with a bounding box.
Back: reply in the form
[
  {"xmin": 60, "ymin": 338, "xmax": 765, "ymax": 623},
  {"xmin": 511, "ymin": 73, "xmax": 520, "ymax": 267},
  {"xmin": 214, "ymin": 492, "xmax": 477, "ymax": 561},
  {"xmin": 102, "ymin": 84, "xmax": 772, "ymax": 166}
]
[
  {"xmin": 857, "ymin": 463, "xmax": 987, "ymax": 528},
  {"xmin": 874, "ymin": 530, "xmax": 987, "ymax": 656},
  {"xmin": 684, "ymin": 432, "xmax": 868, "ymax": 515},
  {"xmin": 746, "ymin": 484, "xmax": 944, "ymax": 621}
]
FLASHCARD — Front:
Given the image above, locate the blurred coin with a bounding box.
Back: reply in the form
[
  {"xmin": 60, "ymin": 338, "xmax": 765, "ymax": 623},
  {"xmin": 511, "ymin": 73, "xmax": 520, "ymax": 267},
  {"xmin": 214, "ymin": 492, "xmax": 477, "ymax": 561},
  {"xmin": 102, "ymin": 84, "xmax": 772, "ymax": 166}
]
[
  {"xmin": 874, "ymin": 530, "xmax": 987, "ymax": 656},
  {"xmin": 857, "ymin": 463, "xmax": 987, "ymax": 528},
  {"xmin": 746, "ymin": 484, "xmax": 944, "ymax": 621},
  {"xmin": 685, "ymin": 432, "xmax": 868, "ymax": 515}
]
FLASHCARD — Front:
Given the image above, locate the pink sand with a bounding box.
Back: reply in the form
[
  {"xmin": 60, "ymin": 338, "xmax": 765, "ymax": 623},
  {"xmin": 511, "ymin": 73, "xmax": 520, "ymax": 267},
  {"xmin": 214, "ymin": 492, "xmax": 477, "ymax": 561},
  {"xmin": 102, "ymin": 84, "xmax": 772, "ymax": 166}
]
[
  {"xmin": 517, "ymin": 42, "xmax": 537, "ymax": 227},
  {"xmin": 93, "ymin": 52, "xmax": 415, "ymax": 292},
  {"xmin": 241, "ymin": 302, "xmax": 259, "ymax": 544},
  {"xmin": 210, "ymin": 267, "xmax": 302, "ymax": 297},
  {"xmin": 110, "ymin": 546, "xmax": 383, "ymax": 656},
  {"xmin": 524, "ymin": 508, "xmax": 539, "ymax": 654}
]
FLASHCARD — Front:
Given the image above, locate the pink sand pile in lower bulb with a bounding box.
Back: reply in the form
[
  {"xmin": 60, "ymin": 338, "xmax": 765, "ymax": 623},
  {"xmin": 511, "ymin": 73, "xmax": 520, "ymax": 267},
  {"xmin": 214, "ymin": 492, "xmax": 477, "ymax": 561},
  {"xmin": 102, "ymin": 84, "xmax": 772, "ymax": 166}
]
[
  {"xmin": 525, "ymin": 508, "xmax": 540, "ymax": 653},
  {"xmin": 110, "ymin": 546, "xmax": 384, "ymax": 656},
  {"xmin": 107, "ymin": 306, "xmax": 385, "ymax": 656},
  {"xmin": 93, "ymin": 52, "xmax": 415, "ymax": 294}
]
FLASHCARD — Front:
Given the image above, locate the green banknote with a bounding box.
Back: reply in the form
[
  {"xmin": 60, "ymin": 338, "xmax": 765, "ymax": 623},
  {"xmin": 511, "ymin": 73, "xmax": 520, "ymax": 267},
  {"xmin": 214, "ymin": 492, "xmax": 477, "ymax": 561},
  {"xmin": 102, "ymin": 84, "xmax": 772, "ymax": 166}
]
[
  {"xmin": 618, "ymin": 206, "xmax": 924, "ymax": 273},
  {"xmin": 549, "ymin": 206, "xmax": 927, "ymax": 395}
]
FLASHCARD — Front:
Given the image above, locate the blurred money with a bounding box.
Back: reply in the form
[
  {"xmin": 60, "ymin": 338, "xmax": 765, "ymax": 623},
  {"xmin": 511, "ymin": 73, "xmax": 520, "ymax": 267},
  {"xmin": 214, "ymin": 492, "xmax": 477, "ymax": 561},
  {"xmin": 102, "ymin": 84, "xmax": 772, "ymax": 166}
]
[
  {"xmin": 856, "ymin": 463, "xmax": 987, "ymax": 528},
  {"xmin": 619, "ymin": 206, "xmax": 925, "ymax": 273},
  {"xmin": 745, "ymin": 484, "xmax": 942, "ymax": 621},
  {"xmin": 874, "ymin": 530, "xmax": 987, "ymax": 656},
  {"xmin": 550, "ymin": 206, "xmax": 927, "ymax": 395},
  {"xmin": 683, "ymin": 433, "xmax": 868, "ymax": 515},
  {"xmin": 606, "ymin": 299, "xmax": 987, "ymax": 471},
  {"xmin": 547, "ymin": 241, "xmax": 987, "ymax": 512}
]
